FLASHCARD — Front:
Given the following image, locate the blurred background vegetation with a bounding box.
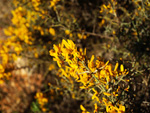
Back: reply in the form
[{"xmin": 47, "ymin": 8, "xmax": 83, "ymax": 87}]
[{"xmin": 0, "ymin": 0, "xmax": 150, "ymax": 113}]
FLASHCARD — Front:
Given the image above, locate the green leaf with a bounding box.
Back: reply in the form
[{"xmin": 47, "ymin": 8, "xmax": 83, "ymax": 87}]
[{"xmin": 31, "ymin": 101, "xmax": 41, "ymax": 112}]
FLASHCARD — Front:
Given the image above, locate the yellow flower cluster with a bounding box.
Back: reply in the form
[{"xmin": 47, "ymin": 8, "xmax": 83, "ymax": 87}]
[
  {"xmin": 99, "ymin": 0, "xmax": 118, "ymax": 34},
  {"xmin": 4, "ymin": 7, "xmax": 33, "ymax": 44},
  {"xmin": 1, "ymin": 0, "xmax": 65, "ymax": 87},
  {"xmin": 65, "ymin": 30, "xmax": 73, "ymax": 38},
  {"xmin": 132, "ymin": 0, "xmax": 150, "ymax": 20},
  {"xmin": 102, "ymin": 98, "xmax": 125, "ymax": 113},
  {"xmin": 99, "ymin": 0, "xmax": 150, "ymax": 28},
  {"xmin": 4, "ymin": 0, "xmax": 49, "ymax": 45},
  {"xmin": 0, "ymin": 39, "xmax": 23, "ymax": 84},
  {"xmin": 4, "ymin": 2, "xmax": 47, "ymax": 44},
  {"xmin": 100, "ymin": 0, "xmax": 117, "ymax": 16},
  {"xmin": 77, "ymin": 33, "xmax": 87, "ymax": 39},
  {"xmin": 80, "ymin": 105, "xmax": 90, "ymax": 113},
  {"xmin": 32, "ymin": 0, "xmax": 41, "ymax": 11},
  {"xmin": 35, "ymin": 92, "xmax": 48, "ymax": 112},
  {"xmin": 49, "ymin": 28, "xmax": 56, "ymax": 36},
  {"xmin": 50, "ymin": 0, "xmax": 60, "ymax": 10},
  {"xmin": 50, "ymin": 39, "xmax": 128, "ymax": 112},
  {"xmin": 1, "ymin": 0, "xmax": 50, "ymax": 84}
]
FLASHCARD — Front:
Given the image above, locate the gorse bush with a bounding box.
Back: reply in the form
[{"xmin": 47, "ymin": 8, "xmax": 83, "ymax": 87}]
[
  {"xmin": 50, "ymin": 39, "xmax": 129, "ymax": 112},
  {"xmin": 0, "ymin": 0, "xmax": 150, "ymax": 113}
]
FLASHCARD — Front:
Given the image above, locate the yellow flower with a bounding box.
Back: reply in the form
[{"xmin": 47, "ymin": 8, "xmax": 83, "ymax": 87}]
[
  {"xmin": 69, "ymin": 33, "xmax": 73, "ymax": 37},
  {"xmin": 114, "ymin": 62, "xmax": 119, "ymax": 71},
  {"xmin": 118, "ymin": 105, "xmax": 125, "ymax": 113},
  {"xmin": 113, "ymin": 92, "xmax": 118, "ymax": 96},
  {"xmin": 80, "ymin": 105, "xmax": 86, "ymax": 111},
  {"xmin": 108, "ymin": 65, "xmax": 113, "ymax": 76},
  {"xmin": 80, "ymin": 105, "xmax": 90, "ymax": 113},
  {"xmin": 120, "ymin": 64, "xmax": 124, "ymax": 72},
  {"xmin": 4, "ymin": 27, "xmax": 13, "ymax": 36},
  {"xmin": 50, "ymin": 0, "xmax": 60, "ymax": 10},
  {"xmin": 0, "ymin": 65, "xmax": 4, "ymax": 73},
  {"xmin": 94, "ymin": 103, "xmax": 98, "ymax": 113},
  {"xmin": 103, "ymin": 92, "xmax": 111, "ymax": 96},
  {"xmin": 99, "ymin": 19, "xmax": 105, "ymax": 27},
  {"xmin": 49, "ymin": 27, "xmax": 55, "ymax": 36},
  {"xmin": 62, "ymin": 39, "xmax": 76, "ymax": 49},
  {"xmin": 34, "ymin": 52, "xmax": 38, "ymax": 58},
  {"xmin": 65, "ymin": 30, "xmax": 70, "ymax": 35},
  {"xmin": 53, "ymin": 58, "xmax": 62, "ymax": 67},
  {"xmin": 77, "ymin": 33, "xmax": 82, "ymax": 39},
  {"xmin": 14, "ymin": 46, "xmax": 22, "ymax": 55},
  {"xmin": 103, "ymin": 4, "xmax": 107, "ymax": 9},
  {"xmin": 88, "ymin": 55, "xmax": 96, "ymax": 72},
  {"xmin": 49, "ymin": 64, "xmax": 55, "ymax": 71},
  {"xmin": 92, "ymin": 88, "xmax": 100, "ymax": 103},
  {"xmin": 112, "ymin": 31, "xmax": 116, "ymax": 35},
  {"xmin": 0, "ymin": 80, "xmax": 4, "ymax": 84},
  {"xmin": 35, "ymin": 92, "xmax": 48, "ymax": 112},
  {"xmin": 132, "ymin": 31, "xmax": 138, "ymax": 36}
]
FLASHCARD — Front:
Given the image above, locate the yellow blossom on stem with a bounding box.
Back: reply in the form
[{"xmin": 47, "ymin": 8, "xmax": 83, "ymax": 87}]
[
  {"xmin": 49, "ymin": 27, "xmax": 55, "ymax": 36},
  {"xmin": 80, "ymin": 105, "xmax": 90, "ymax": 113},
  {"xmin": 35, "ymin": 92, "xmax": 48, "ymax": 112}
]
